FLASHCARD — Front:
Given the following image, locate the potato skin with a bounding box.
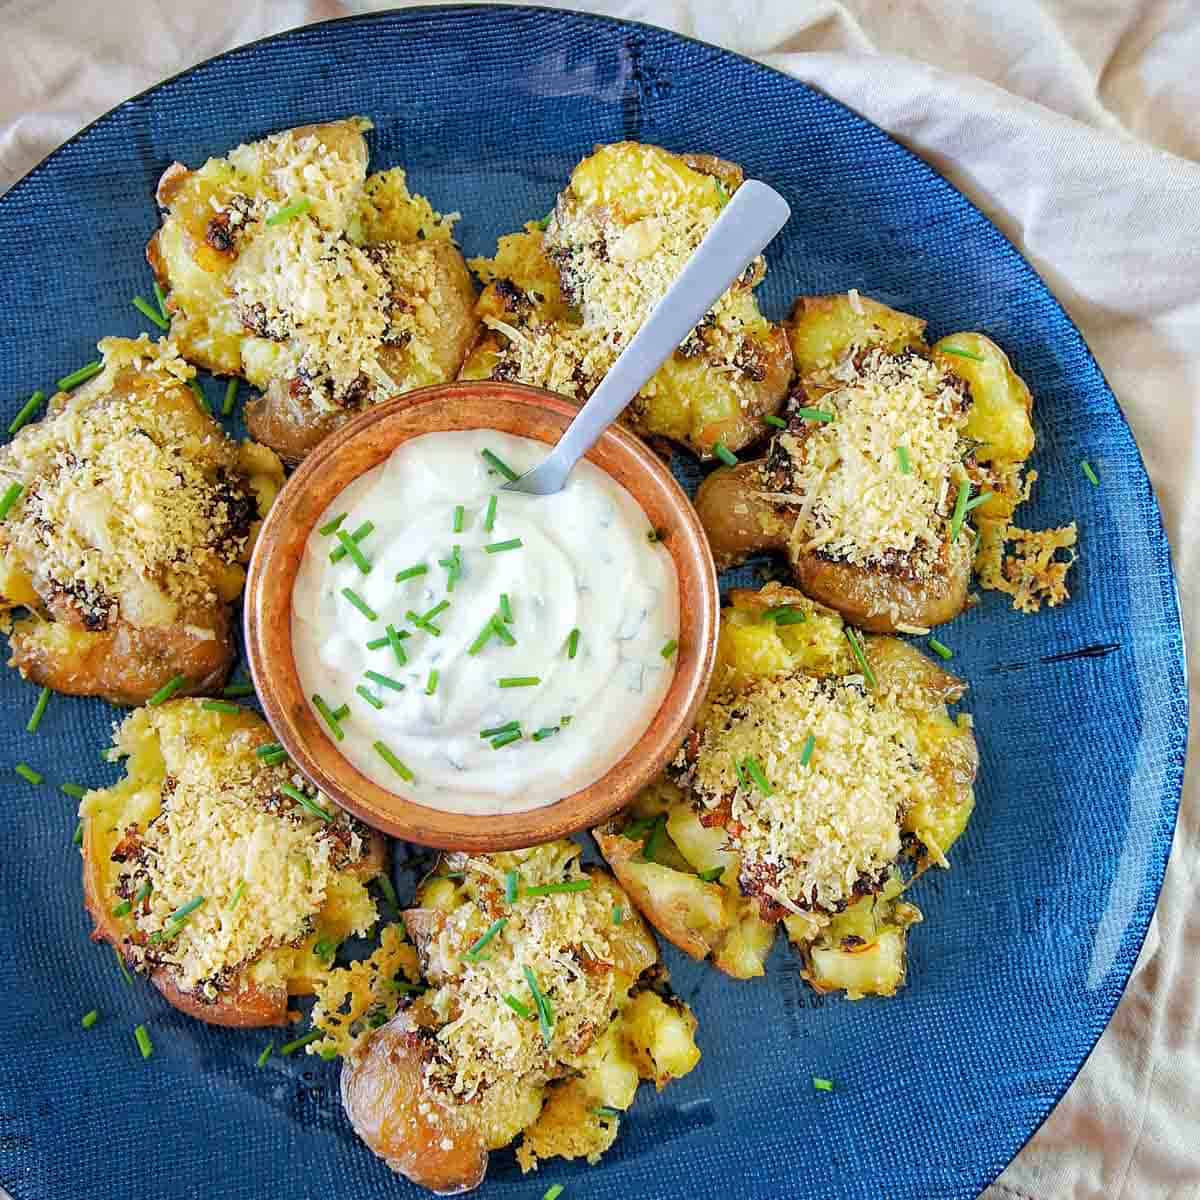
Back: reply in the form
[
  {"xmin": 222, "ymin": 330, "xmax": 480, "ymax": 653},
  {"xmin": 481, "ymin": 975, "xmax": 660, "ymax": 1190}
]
[{"xmin": 693, "ymin": 460, "xmax": 790, "ymax": 572}]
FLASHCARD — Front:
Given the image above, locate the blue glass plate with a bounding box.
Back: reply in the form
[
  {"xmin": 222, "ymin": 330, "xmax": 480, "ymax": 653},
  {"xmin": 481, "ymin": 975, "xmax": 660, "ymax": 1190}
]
[{"xmin": 0, "ymin": 8, "xmax": 1186, "ymax": 1200}]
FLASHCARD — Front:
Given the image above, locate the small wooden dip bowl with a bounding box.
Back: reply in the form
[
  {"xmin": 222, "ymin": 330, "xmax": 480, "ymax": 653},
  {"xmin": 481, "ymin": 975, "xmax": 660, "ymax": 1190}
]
[{"xmin": 244, "ymin": 381, "xmax": 718, "ymax": 852}]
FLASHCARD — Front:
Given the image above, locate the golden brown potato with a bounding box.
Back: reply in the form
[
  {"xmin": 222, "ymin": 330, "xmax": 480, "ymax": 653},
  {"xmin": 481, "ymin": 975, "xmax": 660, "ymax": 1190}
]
[
  {"xmin": 460, "ymin": 141, "xmax": 790, "ymax": 458},
  {"xmin": 79, "ymin": 700, "xmax": 385, "ymax": 1027},
  {"xmin": 0, "ymin": 336, "xmax": 283, "ymax": 705}
]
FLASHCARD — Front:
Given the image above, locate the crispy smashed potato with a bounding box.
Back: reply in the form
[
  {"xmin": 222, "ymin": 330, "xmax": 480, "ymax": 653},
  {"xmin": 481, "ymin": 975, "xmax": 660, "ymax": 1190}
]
[
  {"xmin": 0, "ymin": 336, "xmax": 283, "ymax": 705},
  {"xmin": 460, "ymin": 141, "xmax": 790, "ymax": 458},
  {"xmin": 695, "ymin": 293, "xmax": 1053, "ymax": 630},
  {"xmin": 595, "ymin": 584, "xmax": 977, "ymax": 998},
  {"xmin": 148, "ymin": 117, "xmax": 478, "ymax": 463},
  {"xmin": 79, "ymin": 700, "xmax": 385, "ymax": 1026},
  {"xmin": 334, "ymin": 842, "xmax": 699, "ymax": 1193}
]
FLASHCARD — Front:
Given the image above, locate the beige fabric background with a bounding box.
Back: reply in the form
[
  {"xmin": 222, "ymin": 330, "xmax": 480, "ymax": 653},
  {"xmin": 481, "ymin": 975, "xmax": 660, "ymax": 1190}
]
[{"xmin": 1, "ymin": 2, "xmax": 1196, "ymax": 1197}]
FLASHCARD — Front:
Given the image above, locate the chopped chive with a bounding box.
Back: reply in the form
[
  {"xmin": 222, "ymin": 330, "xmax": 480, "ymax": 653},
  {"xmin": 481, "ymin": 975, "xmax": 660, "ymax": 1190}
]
[
  {"xmin": 464, "ymin": 917, "xmax": 507, "ymax": 962},
  {"xmin": 698, "ymin": 866, "xmax": 725, "ymax": 883},
  {"xmin": 280, "ymin": 781, "xmax": 333, "ymax": 822},
  {"xmin": 764, "ymin": 414, "xmax": 787, "ymax": 429},
  {"xmin": 222, "ymin": 682, "xmax": 255, "ymax": 698},
  {"xmin": 262, "ymin": 748, "xmax": 287, "ymax": 766},
  {"xmin": 356, "ymin": 685, "xmax": 384, "ymax": 710},
  {"xmin": 424, "ymin": 670, "xmax": 439, "ymax": 696},
  {"xmin": 14, "ymin": 763, "xmax": 42, "ymax": 785},
  {"xmin": 0, "ymin": 482, "xmax": 23, "ymax": 520},
  {"xmin": 484, "ymin": 538, "xmax": 523, "ymax": 554},
  {"xmin": 524, "ymin": 880, "xmax": 591, "ymax": 897},
  {"xmin": 713, "ymin": 441, "xmax": 738, "ymax": 467},
  {"xmin": 113, "ymin": 946, "xmax": 132, "ymax": 985},
  {"xmin": 8, "ymin": 390, "xmax": 44, "ymax": 435},
  {"xmin": 330, "ymin": 520, "xmax": 374, "ymax": 563},
  {"xmin": 373, "ymin": 740, "xmax": 414, "ymax": 782},
  {"xmin": 112, "ymin": 900, "xmax": 132, "ymax": 917},
  {"xmin": 596, "ymin": 1106, "xmax": 621, "ymax": 1119},
  {"xmin": 168, "ymin": 896, "xmax": 206, "ymax": 923},
  {"xmin": 153, "ymin": 280, "xmax": 170, "ymax": 321},
  {"xmin": 365, "ymin": 635, "xmax": 389, "ymax": 650},
  {"xmin": 481, "ymin": 448, "xmax": 518, "ymax": 481},
  {"xmin": 532, "ymin": 726, "xmax": 559, "ymax": 741},
  {"xmin": 256, "ymin": 1042, "xmax": 274, "ymax": 1068},
  {"xmin": 812, "ymin": 1077, "xmax": 835, "ymax": 1092},
  {"xmin": 335, "ymin": 530, "xmax": 372, "ymax": 574},
  {"xmin": 948, "ymin": 479, "xmax": 971, "ymax": 541},
  {"xmin": 313, "ymin": 938, "xmax": 338, "ymax": 962},
  {"xmin": 255, "ymin": 742, "xmax": 284, "ymax": 759},
  {"xmin": 377, "ymin": 874, "xmax": 400, "ymax": 915},
  {"xmin": 483, "ymin": 493, "xmax": 498, "ymax": 533},
  {"xmin": 524, "ymin": 967, "xmax": 554, "ymax": 1045},
  {"xmin": 897, "ymin": 445, "xmax": 911, "ymax": 474},
  {"xmin": 452, "ymin": 505, "xmax": 465, "ymax": 533},
  {"xmin": 318, "ymin": 512, "xmax": 347, "ymax": 537},
  {"xmin": 265, "ymin": 197, "xmax": 312, "ymax": 226},
  {"xmin": 505, "ymin": 869, "xmax": 520, "ymax": 903},
  {"xmin": 503, "ymin": 993, "xmax": 534, "ymax": 1020},
  {"xmin": 499, "ymin": 593, "xmax": 513, "ymax": 623},
  {"xmin": 134, "ymin": 1024, "xmax": 154, "ymax": 1060},
  {"xmin": 364, "ymin": 670, "xmax": 405, "ymax": 692},
  {"xmin": 56, "ymin": 360, "xmax": 102, "ymax": 392},
  {"xmin": 468, "ymin": 619, "xmax": 498, "ymax": 655},
  {"xmin": 480, "ymin": 720, "xmax": 520, "ymax": 739},
  {"xmin": 421, "ymin": 600, "xmax": 450, "ymax": 623},
  {"xmin": 566, "ymin": 629, "xmax": 580, "ymax": 660},
  {"xmin": 795, "ymin": 407, "xmax": 835, "ymax": 422},
  {"xmin": 641, "ymin": 814, "xmax": 666, "ymax": 863},
  {"xmin": 742, "ymin": 757, "xmax": 772, "ymax": 796},
  {"xmin": 543, "ymin": 1187, "xmax": 564, "ymax": 1200},
  {"xmin": 227, "ymin": 880, "xmax": 246, "ymax": 910},
  {"xmin": 406, "ymin": 609, "xmax": 443, "ymax": 636},
  {"xmin": 661, "ymin": 638, "xmax": 678, "ymax": 659},
  {"xmin": 928, "ymin": 637, "xmax": 953, "ymax": 661},
  {"xmin": 439, "ymin": 544, "xmax": 463, "ymax": 591},
  {"xmin": 939, "ymin": 344, "xmax": 984, "ymax": 362},
  {"xmin": 341, "ymin": 587, "xmax": 377, "ymax": 621},
  {"xmin": 394, "ymin": 563, "xmax": 429, "ymax": 583},
  {"xmin": 490, "ymin": 729, "xmax": 523, "ymax": 749},
  {"xmin": 963, "ymin": 490, "xmax": 994, "ymax": 513},
  {"xmin": 146, "ymin": 675, "xmax": 186, "ymax": 707},
  {"xmin": 612, "ymin": 906, "xmax": 623, "ymax": 924},
  {"xmin": 61, "ymin": 782, "xmax": 86, "ymax": 799},
  {"xmin": 311, "ymin": 693, "xmax": 345, "ymax": 740},
  {"xmin": 498, "ymin": 676, "xmax": 539, "ymax": 688},
  {"xmin": 132, "ymin": 295, "xmax": 170, "ymax": 331},
  {"xmin": 844, "ymin": 627, "xmax": 877, "ymax": 689},
  {"xmin": 1081, "ymin": 460, "xmax": 1100, "ymax": 487},
  {"xmin": 491, "ymin": 616, "xmax": 516, "ymax": 646},
  {"xmin": 222, "ymin": 378, "xmax": 238, "ymax": 416},
  {"xmin": 26, "ymin": 686, "xmax": 51, "ymax": 734},
  {"xmin": 189, "ymin": 379, "xmax": 207, "ymax": 411},
  {"xmin": 201, "ymin": 699, "xmax": 241, "ymax": 714},
  {"xmin": 763, "ymin": 606, "xmax": 806, "ymax": 625},
  {"xmin": 279, "ymin": 1028, "xmax": 322, "ymax": 1056},
  {"xmin": 734, "ymin": 759, "xmax": 749, "ymax": 787},
  {"xmin": 800, "ymin": 733, "xmax": 816, "ymax": 767},
  {"xmin": 73, "ymin": 821, "xmax": 83, "ymax": 846},
  {"xmin": 81, "ymin": 1009, "xmax": 99, "ymax": 1029}
]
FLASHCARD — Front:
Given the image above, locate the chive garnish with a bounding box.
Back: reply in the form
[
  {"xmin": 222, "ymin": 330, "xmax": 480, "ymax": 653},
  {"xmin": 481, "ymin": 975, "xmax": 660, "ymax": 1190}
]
[
  {"xmin": 764, "ymin": 414, "xmax": 787, "ymax": 429},
  {"xmin": 330, "ymin": 520, "xmax": 374, "ymax": 563},
  {"xmin": 377, "ymin": 874, "xmax": 401, "ymax": 915},
  {"xmin": 26, "ymin": 686, "xmax": 50, "ymax": 734},
  {"xmin": 734, "ymin": 758, "xmax": 749, "ymax": 787},
  {"xmin": 452, "ymin": 504, "xmax": 465, "ymax": 533},
  {"xmin": 134, "ymin": 1024, "xmax": 154, "ymax": 1060},
  {"xmin": 189, "ymin": 378, "xmax": 207, "ymax": 411},
  {"xmin": 313, "ymin": 938, "xmax": 338, "ymax": 962},
  {"xmin": 56, "ymin": 360, "xmax": 102, "ymax": 392},
  {"xmin": 261, "ymin": 750, "xmax": 287, "ymax": 768},
  {"xmin": 698, "ymin": 866, "xmax": 725, "ymax": 883},
  {"xmin": 480, "ymin": 720, "xmax": 519, "ymax": 739},
  {"xmin": 440, "ymin": 544, "xmax": 463, "ymax": 591},
  {"xmin": 464, "ymin": 918, "xmax": 507, "ymax": 962},
  {"xmin": 280, "ymin": 1029, "xmax": 322, "ymax": 1056},
  {"xmin": 566, "ymin": 629, "xmax": 580, "ymax": 660},
  {"xmin": 491, "ymin": 616, "xmax": 516, "ymax": 646},
  {"xmin": 112, "ymin": 900, "xmax": 132, "ymax": 917},
  {"xmin": 221, "ymin": 378, "xmax": 238, "ymax": 416},
  {"xmin": 341, "ymin": 587, "xmax": 377, "ymax": 621},
  {"xmin": 612, "ymin": 906, "xmax": 623, "ymax": 924},
  {"xmin": 532, "ymin": 726, "xmax": 558, "ymax": 741},
  {"xmin": 61, "ymin": 782, "xmax": 86, "ymax": 799},
  {"xmin": 490, "ymin": 729, "xmax": 522, "ymax": 750},
  {"xmin": 406, "ymin": 608, "xmax": 443, "ymax": 636},
  {"xmin": 318, "ymin": 512, "xmax": 347, "ymax": 537},
  {"xmin": 312, "ymin": 693, "xmax": 345, "ymax": 739},
  {"xmin": 394, "ymin": 563, "xmax": 429, "ymax": 583},
  {"xmin": 498, "ymin": 676, "xmax": 540, "ymax": 688},
  {"xmin": 468, "ymin": 620, "xmax": 498, "ymax": 655},
  {"xmin": 356, "ymin": 685, "xmax": 384, "ymax": 710},
  {"xmin": 928, "ymin": 637, "xmax": 953, "ymax": 660},
  {"xmin": 256, "ymin": 1042, "xmax": 274, "ymax": 1067},
  {"xmin": 153, "ymin": 281, "xmax": 170, "ymax": 322},
  {"xmin": 364, "ymin": 670, "xmax": 405, "ymax": 692},
  {"xmin": 484, "ymin": 538, "xmax": 523, "ymax": 554},
  {"xmin": 481, "ymin": 448, "xmax": 519, "ymax": 481},
  {"xmin": 425, "ymin": 670, "xmax": 439, "ymax": 696},
  {"xmin": 742, "ymin": 757, "xmax": 772, "ymax": 796},
  {"xmin": 332, "ymin": 702, "xmax": 349, "ymax": 720},
  {"xmin": 201, "ymin": 699, "xmax": 241, "ymax": 714},
  {"xmin": 505, "ymin": 869, "xmax": 519, "ymax": 903},
  {"xmin": 1081, "ymin": 460, "xmax": 1100, "ymax": 487},
  {"xmin": 373, "ymin": 740, "xmax": 414, "ymax": 782},
  {"xmin": 503, "ymin": 993, "xmax": 534, "ymax": 1020},
  {"xmin": 365, "ymin": 635, "xmax": 389, "ymax": 650},
  {"xmin": 524, "ymin": 967, "xmax": 554, "ymax": 1045},
  {"xmin": 383, "ymin": 622, "xmax": 408, "ymax": 666},
  {"xmin": 964, "ymin": 490, "xmax": 994, "ymax": 513},
  {"xmin": 81, "ymin": 1009, "xmax": 99, "ymax": 1029},
  {"xmin": 146, "ymin": 674, "xmax": 186, "ymax": 707},
  {"xmin": 939, "ymin": 344, "xmax": 984, "ymax": 362},
  {"xmin": 15, "ymin": 763, "xmax": 43, "ymax": 785},
  {"xmin": 524, "ymin": 880, "xmax": 591, "ymax": 897},
  {"xmin": 499, "ymin": 593, "xmax": 514, "ymax": 623},
  {"xmin": 812, "ymin": 1077, "xmax": 834, "ymax": 1092},
  {"xmin": 335, "ymin": 530, "xmax": 372, "ymax": 574},
  {"xmin": 763, "ymin": 606, "xmax": 806, "ymax": 625},
  {"xmin": 255, "ymin": 743, "xmax": 283, "ymax": 759},
  {"xmin": 113, "ymin": 946, "xmax": 132, "ymax": 985},
  {"xmin": 73, "ymin": 821, "xmax": 84, "ymax": 846},
  {"xmin": 897, "ymin": 445, "xmax": 911, "ymax": 474},
  {"xmin": 661, "ymin": 638, "xmax": 678, "ymax": 659},
  {"xmin": 265, "ymin": 197, "xmax": 312, "ymax": 226},
  {"xmin": 641, "ymin": 814, "xmax": 666, "ymax": 863},
  {"xmin": 713, "ymin": 441, "xmax": 738, "ymax": 467},
  {"xmin": 167, "ymin": 896, "xmax": 206, "ymax": 923},
  {"xmin": 280, "ymin": 781, "xmax": 333, "ymax": 822},
  {"xmin": 421, "ymin": 599, "xmax": 450, "ymax": 623},
  {"xmin": 132, "ymin": 295, "xmax": 170, "ymax": 331},
  {"xmin": 596, "ymin": 1106, "xmax": 621, "ymax": 1119},
  {"xmin": 795, "ymin": 407, "xmax": 835, "ymax": 422},
  {"xmin": 844, "ymin": 627, "xmax": 877, "ymax": 688},
  {"xmin": 483, "ymin": 493, "xmax": 498, "ymax": 532},
  {"xmin": 800, "ymin": 733, "xmax": 816, "ymax": 767},
  {"xmin": 0, "ymin": 482, "xmax": 23, "ymax": 520},
  {"xmin": 543, "ymin": 1186, "xmax": 564, "ymax": 1200},
  {"xmin": 227, "ymin": 881, "xmax": 246, "ymax": 910},
  {"xmin": 223, "ymin": 682, "xmax": 255, "ymax": 698},
  {"xmin": 948, "ymin": 479, "xmax": 971, "ymax": 541},
  {"xmin": 8, "ymin": 390, "xmax": 44, "ymax": 434}
]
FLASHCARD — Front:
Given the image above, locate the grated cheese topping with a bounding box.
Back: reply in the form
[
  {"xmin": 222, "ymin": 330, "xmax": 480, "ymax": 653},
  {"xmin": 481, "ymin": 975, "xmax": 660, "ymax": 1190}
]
[{"xmin": 976, "ymin": 520, "xmax": 1078, "ymax": 613}]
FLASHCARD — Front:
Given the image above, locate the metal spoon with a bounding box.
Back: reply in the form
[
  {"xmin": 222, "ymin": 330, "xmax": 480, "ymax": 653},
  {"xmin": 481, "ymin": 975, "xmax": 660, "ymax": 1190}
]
[{"xmin": 502, "ymin": 179, "xmax": 791, "ymax": 495}]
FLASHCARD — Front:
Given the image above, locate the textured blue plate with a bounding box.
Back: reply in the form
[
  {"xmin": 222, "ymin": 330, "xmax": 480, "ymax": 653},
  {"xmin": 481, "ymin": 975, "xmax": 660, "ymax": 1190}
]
[{"xmin": 0, "ymin": 8, "xmax": 1186, "ymax": 1200}]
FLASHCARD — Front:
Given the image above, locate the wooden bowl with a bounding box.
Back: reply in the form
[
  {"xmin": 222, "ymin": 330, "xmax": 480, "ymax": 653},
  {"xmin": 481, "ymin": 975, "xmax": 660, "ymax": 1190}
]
[{"xmin": 244, "ymin": 381, "xmax": 718, "ymax": 852}]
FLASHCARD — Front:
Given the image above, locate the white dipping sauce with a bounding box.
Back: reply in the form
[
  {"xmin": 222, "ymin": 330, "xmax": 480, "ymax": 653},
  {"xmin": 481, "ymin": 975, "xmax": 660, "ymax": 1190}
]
[{"xmin": 292, "ymin": 430, "xmax": 678, "ymax": 815}]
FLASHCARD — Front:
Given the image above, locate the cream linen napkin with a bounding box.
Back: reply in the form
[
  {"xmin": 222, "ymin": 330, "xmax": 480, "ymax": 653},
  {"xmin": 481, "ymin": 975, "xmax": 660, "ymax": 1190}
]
[{"xmin": 1, "ymin": 3, "xmax": 1196, "ymax": 1197}]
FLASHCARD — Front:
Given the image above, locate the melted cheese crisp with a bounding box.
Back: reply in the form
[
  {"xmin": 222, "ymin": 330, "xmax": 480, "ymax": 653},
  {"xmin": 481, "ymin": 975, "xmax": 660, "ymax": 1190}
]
[{"xmin": 292, "ymin": 431, "xmax": 678, "ymax": 814}]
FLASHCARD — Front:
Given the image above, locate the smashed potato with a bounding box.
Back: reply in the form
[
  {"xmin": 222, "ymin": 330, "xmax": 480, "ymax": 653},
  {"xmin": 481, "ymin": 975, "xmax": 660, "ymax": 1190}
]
[
  {"xmin": 695, "ymin": 293, "xmax": 1043, "ymax": 630},
  {"xmin": 333, "ymin": 842, "xmax": 699, "ymax": 1193},
  {"xmin": 0, "ymin": 336, "xmax": 283, "ymax": 705},
  {"xmin": 596, "ymin": 585, "xmax": 977, "ymax": 998},
  {"xmin": 148, "ymin": 117, "xmax": 478, "ymax": 463},
  {"xmin": 79, "ymin": 699, "xmax": 385, "ymax": 1026},
  {"xmin": 460, "ymin": 141, "xmax": 790, "ymax": 458}
]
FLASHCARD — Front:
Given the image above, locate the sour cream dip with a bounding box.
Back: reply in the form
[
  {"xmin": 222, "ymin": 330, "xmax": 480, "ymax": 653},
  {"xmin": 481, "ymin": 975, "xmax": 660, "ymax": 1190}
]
[{"xmin": 291, "ymin": 430, "xmax": 679, "ymax": 815}]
